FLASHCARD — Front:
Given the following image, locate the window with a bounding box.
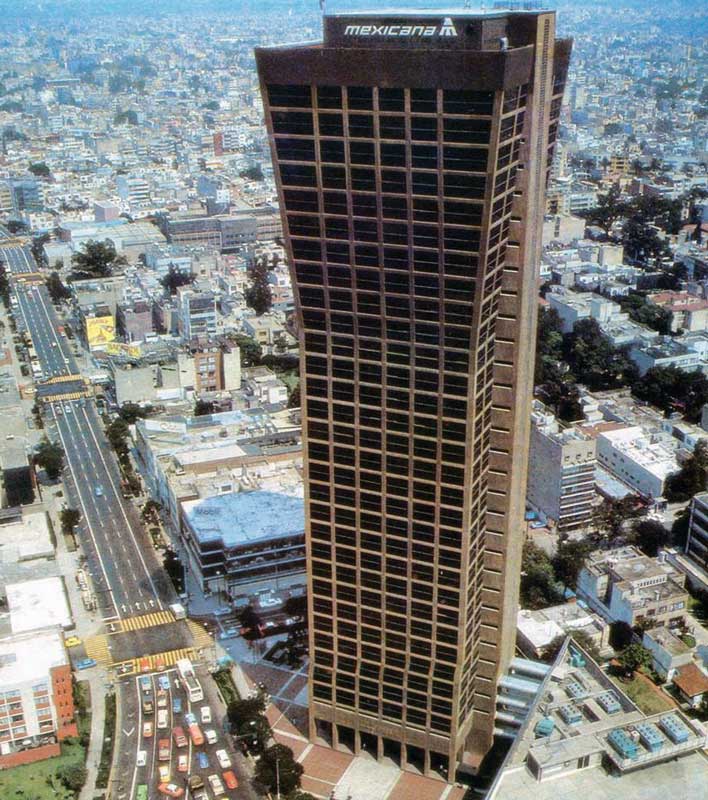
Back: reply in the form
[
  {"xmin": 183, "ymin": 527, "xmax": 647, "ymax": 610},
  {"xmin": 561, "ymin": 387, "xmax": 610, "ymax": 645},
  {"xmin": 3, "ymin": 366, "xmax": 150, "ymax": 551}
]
[
  {"xmin": 268, "ymin": 84, "xmax": 311, "ymax": 108},
  {"xmin": 378, "ymin": 87, "xmax": 404, "ymax": 112},
  {"xmin": 347, "ymin": 86, "xmax": 373, "ymax": 110},
  {"xmin": 276, "ymin": 137, "xmax": 316, "ymax": 162},
  {"xmin": 317, "ymin": 86, "xmax": 342, "ymax": 109}
]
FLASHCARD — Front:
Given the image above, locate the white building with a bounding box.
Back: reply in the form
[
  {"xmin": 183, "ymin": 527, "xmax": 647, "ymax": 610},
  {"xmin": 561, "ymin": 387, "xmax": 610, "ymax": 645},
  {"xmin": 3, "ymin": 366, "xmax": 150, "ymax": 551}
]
[
  {"xmin": 526, "ymin": 403, "xmax": 596, "ymax": 531},
  {"xmin": 596, "ymin": 425, "xmax": 677, "ymax": 498}
]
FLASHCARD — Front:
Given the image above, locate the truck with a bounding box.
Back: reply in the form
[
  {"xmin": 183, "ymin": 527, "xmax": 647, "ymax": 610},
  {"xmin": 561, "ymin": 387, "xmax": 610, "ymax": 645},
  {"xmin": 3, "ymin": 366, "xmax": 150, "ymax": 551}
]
[
  {"xmin": 169, "ymin": 603, "xmax": 186, "ymax": 620},
  {"xmin": 176, "ymin": 658, "xmax": 203, "ymax": 703}
]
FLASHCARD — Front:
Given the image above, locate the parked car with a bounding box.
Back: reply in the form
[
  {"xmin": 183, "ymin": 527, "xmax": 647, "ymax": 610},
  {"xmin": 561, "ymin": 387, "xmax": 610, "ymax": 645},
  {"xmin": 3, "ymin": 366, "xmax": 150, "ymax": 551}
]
[
  {"xmin": 64, "ymin": 636, "xmax": 82, "ymax": 648},
  {"xmin": 157, "ymin": 783, "xmax": 184, "ymax": 798},
  {"xmin": 75, "ymin": 658, "xmax": 96, "ymax": 670}
]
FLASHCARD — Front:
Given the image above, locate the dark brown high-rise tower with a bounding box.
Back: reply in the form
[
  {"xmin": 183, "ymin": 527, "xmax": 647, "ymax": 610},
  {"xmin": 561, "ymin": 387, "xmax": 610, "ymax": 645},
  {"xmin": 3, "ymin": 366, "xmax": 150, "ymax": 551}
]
[{"xmin": 256, "ymin": 9, "xmax": 570, "ymax": 781}]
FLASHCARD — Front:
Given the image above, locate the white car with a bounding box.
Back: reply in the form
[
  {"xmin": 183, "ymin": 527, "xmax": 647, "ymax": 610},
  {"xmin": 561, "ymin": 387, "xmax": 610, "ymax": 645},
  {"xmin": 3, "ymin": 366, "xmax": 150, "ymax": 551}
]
[
  {"xmin": 205, "ymin": 728, "xmax": 218, "ymax": 745},
  {"xmin": 136, "ymin": 750, "xmax": 147, "ymax": 767},
  {"xmin": 215, "ymin": 749, "xmax": 231, "ymax": 770},
  {"xmin": 208, "ymin": 774, "xmax": 225, "ymax": 797},
  {"xmin": 200, "ymin": 705, "xmax": 212, "ymax": 724}
]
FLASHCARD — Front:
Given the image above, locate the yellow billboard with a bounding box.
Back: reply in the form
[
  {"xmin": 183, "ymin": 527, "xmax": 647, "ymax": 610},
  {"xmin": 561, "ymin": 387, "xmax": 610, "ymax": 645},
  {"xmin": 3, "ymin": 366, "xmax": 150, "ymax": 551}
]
[
  {"xmin": 85, "ymin": 315, "xmax": 116, "ymax": 349},
  {"xmin": 105, "ymin": 341, "xmax": 142, "ymax": 358}
]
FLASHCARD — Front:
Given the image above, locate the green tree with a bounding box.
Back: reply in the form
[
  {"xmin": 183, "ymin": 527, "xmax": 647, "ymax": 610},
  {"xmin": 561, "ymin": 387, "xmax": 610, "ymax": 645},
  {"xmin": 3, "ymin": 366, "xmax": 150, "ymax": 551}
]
[
  {"xmin": 592, "ymin": 495, "xmax": 646, "ymax": 544},
  {"xmin": 162, "ymin": 548, "xmax": 184, "ymax": 593},
  {"xmin": 0, "ymin": 261, "xmax": 9, "ymax": 306},
  {"xmin": 31, "ymin": 232, "xmax": 50, "ymax": 267},
  {"xmin": 630, "ymin": 519, "xmax": 670, "ymax": 557},
  {"xmin": 160, "ymin": 265, "xmax": 194, "ymax": 296},
  {"xmin": 105, "ymin": 417, "xmax": 130, "ymax": 460},
  {"xmin": 535, "ymin": 307, "xmax": 565, "ymax": 385},
  {"xmin": 617, "ymin": 291, "xmax": 672, "ymax": 335},
  {"xmin": 60, "ymin": 507, "xmax": 81, "ymax": 536},
  {"xmin": 56, "ymin": 762, "xmax": 87, "ymax": 792},
  {"xmin": 617, "ymin": 643, "xmax": 651, "ymax": 677},
  {"xmin": 28, "ymin": 161, "xmax": 50, "ymax": 178},
  {"xmin": 34, "ymin": 439, "xmax": 64, "ymax": 480},
  {"xmin": 622, "ymin": 217, "xmax": 669, "ymax": 264},
  {"xmin": 231, "ymin": 334, "xmax": 262, "ymax": 367},
  {"xmin": 227, "ymin": 694, "xmax": 266, "ymax": 729},
  {"xmin": 287, "ymin": 383, "xmax": 300, "ymax": 409},
  {"xmin": 194, "ymin": 399, "xmax": 216, "ymax": 417},
  {"xmin": 520, "ymin": 541, "xmax": 563, "ymax": 609},
  {"xmin": 240, "ymin": 164, "xmax": 265, "ymax": 182},
  {"xmin": 71, "ymin": 239, "xmax": 127, "ymax": 278},
  {"xmin": 563, "ymin": 318, "xmax": 638, "ymax": 391},
  {"xmin": 46, "ymin": 271, "xmax": 72, "ymax": 303},
  {"xmin": 245, "ymin": 259, "xmax": 273, "ymax": 315},
  {"xmin": 671, "ymin": 506, "xmax": 691, "ymax": 550},
  {"xmin": 664, "ymin": 440, "xmax": 708, "ymax": 502},
  {"xmin": 552, "ymin": 538, "xmax": 592, "ymax": 590},
  {"xmin": 238, "ymin": 605, "xmax": 262, "ymax": 634},
  {"xmin": 119, "ymin": 402, "xmax": 150, "ymax": 425},
  {"xmin": 254, "ymin": 744, "xmax": 304, "ymax": 796},
  {"xmin": 582, "ymin": 186, "xmax": 628, "ymax": 237}
]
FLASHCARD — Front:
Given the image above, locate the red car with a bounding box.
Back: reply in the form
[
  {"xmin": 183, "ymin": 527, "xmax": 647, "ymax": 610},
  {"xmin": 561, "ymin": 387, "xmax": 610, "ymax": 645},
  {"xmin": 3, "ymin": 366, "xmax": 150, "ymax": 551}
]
[
  {"xmin": 158, "ymin": 784, "xmax": 184, "ymax": 798},
  {"xmin": 158, "ymin": 738, "xmax": 170, "ymax": 761},
  {"xmin": 222, "ymin": 770, "xmax": 238, "ymax": 790}
]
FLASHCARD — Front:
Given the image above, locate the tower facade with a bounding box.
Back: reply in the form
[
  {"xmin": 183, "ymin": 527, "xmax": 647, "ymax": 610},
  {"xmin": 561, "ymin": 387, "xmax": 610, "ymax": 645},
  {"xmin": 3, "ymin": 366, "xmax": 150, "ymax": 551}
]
[{"xmin": 257, "ymin": 10, "xmax": 570, "ymax": 780}]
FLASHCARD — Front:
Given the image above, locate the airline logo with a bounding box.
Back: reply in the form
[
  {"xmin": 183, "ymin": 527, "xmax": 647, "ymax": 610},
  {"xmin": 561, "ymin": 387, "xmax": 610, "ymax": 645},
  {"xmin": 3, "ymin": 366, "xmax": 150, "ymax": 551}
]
[{"xmin": 344, "ymin": 18, "xmax": 458, "ymax": 38}]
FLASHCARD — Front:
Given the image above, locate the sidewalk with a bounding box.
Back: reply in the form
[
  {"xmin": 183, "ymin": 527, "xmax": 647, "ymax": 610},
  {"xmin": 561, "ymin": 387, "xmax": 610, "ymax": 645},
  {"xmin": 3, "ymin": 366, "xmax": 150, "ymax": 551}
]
[{"xmin": 78, "ymin": 673, "xmax": 107, "ymax": 800}]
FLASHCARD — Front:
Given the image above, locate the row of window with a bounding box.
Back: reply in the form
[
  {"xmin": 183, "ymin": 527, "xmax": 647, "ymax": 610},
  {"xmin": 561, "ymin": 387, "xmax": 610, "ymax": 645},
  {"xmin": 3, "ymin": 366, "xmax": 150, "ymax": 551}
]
[
  {"xmin": 273, "ymin": 110, "xmax": 492, "ymax": 144},
  {"xmin": 268, "ymin": 84, "xmax": 495, "ymax": 116},
  {"xmin": 290, "ymin": 221, "xmax": 481, "ymax": 250},
  {"xmin": 276, "ymin": 137, "xmax": 490, "ymax": 172},
  {"xmin": 279, "ymin": 163, "xmax": 488, "ymax": 199}
]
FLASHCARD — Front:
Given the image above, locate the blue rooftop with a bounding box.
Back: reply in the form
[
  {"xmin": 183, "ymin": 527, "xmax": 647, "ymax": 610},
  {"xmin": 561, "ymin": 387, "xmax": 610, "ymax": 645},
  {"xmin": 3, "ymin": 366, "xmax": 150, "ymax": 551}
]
[{"xmin": 183, "ymin": 491, "xmax": 304, "ymax": 548}]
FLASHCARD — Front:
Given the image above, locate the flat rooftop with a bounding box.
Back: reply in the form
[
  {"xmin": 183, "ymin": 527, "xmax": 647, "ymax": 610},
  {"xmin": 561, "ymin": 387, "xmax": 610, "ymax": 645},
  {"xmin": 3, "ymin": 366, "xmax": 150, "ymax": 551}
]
[
  {"xmin": 0, "ymin": 627, "xmax": 68, "ymax": 687},
  {"xmin": 182, "ymin": 490, "xmax": 304, "ymax": 548},
  {"xmin": 7, "ymin": 576, "xmax": 73, "ymax": 634}
]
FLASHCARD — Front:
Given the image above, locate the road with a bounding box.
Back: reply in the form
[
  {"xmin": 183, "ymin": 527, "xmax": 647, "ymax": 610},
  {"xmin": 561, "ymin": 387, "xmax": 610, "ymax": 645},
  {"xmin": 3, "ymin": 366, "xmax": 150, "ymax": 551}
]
[
  {"xmin": 1, "ymin": 242, "xmax": 36, "ymax": 274},
  {"xmin": 5, "ymin": 248, "xmax": 256, "ymax": 800}
]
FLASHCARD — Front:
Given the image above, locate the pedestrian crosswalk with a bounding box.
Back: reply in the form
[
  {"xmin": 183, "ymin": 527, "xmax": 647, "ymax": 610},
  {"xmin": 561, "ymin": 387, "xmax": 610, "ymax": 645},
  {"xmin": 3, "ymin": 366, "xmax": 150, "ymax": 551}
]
[
  {"xmin": 113, "ymin": 610, "xmax": 176, "ymax": 633},
  {"xmin": 84, "ymin": 634, "xmax": 112, "ymax": 666},
  {"xmin": 43, "ymin": 374, "xmax": 83, "ymax": 385},
  {"xmin": 113, "ymin": 647, "xmax": 199, "ymax": 676},
  {"xmin": 187, "ymin": 619, "xmax": 215, "ymax": 652},
  {"xmin": 44, "ymin": 390, "xmax": 88, "ymax": 402}
]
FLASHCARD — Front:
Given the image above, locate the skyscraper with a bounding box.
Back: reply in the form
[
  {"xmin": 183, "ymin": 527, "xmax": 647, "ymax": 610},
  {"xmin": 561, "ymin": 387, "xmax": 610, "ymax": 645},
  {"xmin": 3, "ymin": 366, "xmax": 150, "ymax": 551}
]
[{"xmin": 256, "ymin": 9, "xmax": 570, "ymax": 780}]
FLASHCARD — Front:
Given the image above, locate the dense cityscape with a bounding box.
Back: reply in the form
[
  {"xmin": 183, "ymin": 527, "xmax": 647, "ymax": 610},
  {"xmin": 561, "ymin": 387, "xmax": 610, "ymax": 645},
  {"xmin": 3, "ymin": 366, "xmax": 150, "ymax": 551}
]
[{"xmin": 0, "ymin": 1, "xmax": 705, "ymax": 799}]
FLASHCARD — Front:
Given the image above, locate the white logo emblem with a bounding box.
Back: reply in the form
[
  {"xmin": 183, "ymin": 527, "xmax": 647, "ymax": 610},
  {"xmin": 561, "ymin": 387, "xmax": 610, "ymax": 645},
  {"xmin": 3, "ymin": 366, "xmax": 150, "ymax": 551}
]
[{"xmin": 439, "ymin": 17, "xmax": 458, "ymax": 37}]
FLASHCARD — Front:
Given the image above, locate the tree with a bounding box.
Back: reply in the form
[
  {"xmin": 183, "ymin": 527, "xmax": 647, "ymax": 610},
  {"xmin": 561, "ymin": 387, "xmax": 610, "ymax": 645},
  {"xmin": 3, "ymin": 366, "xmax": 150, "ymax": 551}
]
[
  {"xmin": 141, "ymin": 499, "xmax": 162, "ymax": 524},
  {"xmin": 286, "ymin": 791, "xmax": 317, "ymax": 800},
  {"xmin": 671, "ymin": 506, "xmax": 691, "ymax": 550},
  {"xmin": 162, "ymin": 548, "xmax": 184, "ymax": 593},
  {"xmin": 56, "ymin": 762, "xmax": 87, "ymax": 792},
  {"xmin": 630, "ymin": 519, "xmax": 670, "ymax": 557},
  {"xmin": 240, "ymin": 164, "xmax": 264, "ymax": 182},
  {"xmin": 283, "ymin": 595, "xmax": 307, "ymax": 618},
  {"xmin": 28, "ymin": 161, "xmax": 50, "ymax": 178},
  {"xmin": 119, "ymin": 402, "xmax": 150, "ymax": 425},
  {"xmin": 563, "ymin": 318, "xmax": 638, "ymax": 391},
  {"xmin": 535, "ymin": 307, "xmax": 565, "ymax": 386},
  {"xmin": 31, "ymin": 232, "xmax": 50, "ymax": 267},
  {"xmin": 541, "ymin": 630, "xmax": 602, "ymax": 664},
  {"xmin": 520, "ymin": 541, "xmax": 563, "ymax": 610},
  {"xmin": 160, "ymin": 265, "xmax": 194, "ymax": 296},
  {"xmin": 254, "ymin": 744, "xmax": 304, "ymax": 796},
  {"xmin": 632, "ymin": 365, "xmax": 708, "ymax": 422},
  {"xmin": 622, "ymin": 217, "xmax": 669, "ymax": 264},
  {"xmin": 0, "ymin": 261, "xmax": 9, "ymax": 306},
  {"xmin": 60, "ymin": 507, "xmax": 81, "ymax": 536},
  {"xmin": 46, "ymin": 271, "xmax": 72, "ymax": 303},
  {"xmin": 664, "ymin": 440, "xmax": 708, "ymax": 502},
  {"xmin": 71, "ymin": 239, "xmax": 127, "ymax": 278},
  {"xmin": 105, "ymin": 417, "xmax": 130, "ymax": 461},
  {"xmin": 34, "ymin": 439, "xmax": 64, "ymax": 480},
  {"xmin": 617, "ymin": 643, "xmax": 651, "ymax": 677},
  {"xmin": 239, "ymin": 605, "xmax": 262, "ymax": 634},
  {"xmin": 245, "ymin": 259, "xmax": 273, "ymax": 315},
  {"xmin": 552, "ymin": 538, "xmax": 592, "ymax": 590},
  {"xmin": 582, "ymin": 186, "xmax": 627, "ymax": 237},
  {"xmin": 617, "ymin": 291, "xmax": 672, "ymax": 335},
  {"xmin": 194, "ymin": 399, "xmax": 216, "ymax": 417},
  {"xmin": 287, "ymin": 383, "xmax": 300, "ymax": 409},
  {"xmin": 6, "ymin": 220, "xmax": 28, "ymax": 235},
  {"xmin": 231, "ymin": 334, "xmax": 262, "ymax": 367},
  {"xmin": 592, "ymin": 495, "xmax": 646, "ymax": 544},
  {"xmin": 227, "ymin": 694, "xmax": 266, "ymax": 730}
]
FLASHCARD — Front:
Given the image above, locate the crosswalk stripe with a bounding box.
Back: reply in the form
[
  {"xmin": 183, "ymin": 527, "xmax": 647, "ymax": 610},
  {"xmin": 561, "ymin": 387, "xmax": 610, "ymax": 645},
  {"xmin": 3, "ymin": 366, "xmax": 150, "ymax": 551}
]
[
  {"xmin": 84, "ymin": 635, "xmax": 112, "ymax": 666},
  {"xmin": 116, "ymin": 610, "xmax": 176, "ymax": 633}
]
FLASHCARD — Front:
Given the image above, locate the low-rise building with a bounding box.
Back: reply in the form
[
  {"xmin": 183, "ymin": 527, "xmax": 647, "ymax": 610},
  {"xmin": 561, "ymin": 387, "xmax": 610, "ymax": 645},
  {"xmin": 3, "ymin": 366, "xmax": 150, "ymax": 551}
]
[
  {"xmin": 642, "ymin": 627, "xmax": 693, "ymax": 682},
  {"xmin": 517, "ymin": 601, "xmax": 610, "ymax": 659},
  {"xmin": 595, "ymin": 425, "xmax": 677, "ymax": 498},
  {"xmin": 577, "ymin": 546, "xmax": 688, "ymax": 629},
  {"xmin": 0, "ymin": 627, "xmax": 77, "ymax": 768},
  {"xmin": 672, "ymin": 663, "xmax": 708, "ymax": 709},
  {"xmin": 526, "ymin": 403, "xmax": 596, "ymax": 531},
  {"xmin": 648, "ymin": 291, "xmax": 708, "ymax": 333}
]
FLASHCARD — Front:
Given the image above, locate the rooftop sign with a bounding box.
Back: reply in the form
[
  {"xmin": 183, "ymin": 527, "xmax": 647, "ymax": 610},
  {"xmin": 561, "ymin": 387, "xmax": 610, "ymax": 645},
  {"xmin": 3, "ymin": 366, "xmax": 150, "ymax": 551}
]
[{"xmin": 343, "ymin": 17, "xmax": 458, "ymax": 38}]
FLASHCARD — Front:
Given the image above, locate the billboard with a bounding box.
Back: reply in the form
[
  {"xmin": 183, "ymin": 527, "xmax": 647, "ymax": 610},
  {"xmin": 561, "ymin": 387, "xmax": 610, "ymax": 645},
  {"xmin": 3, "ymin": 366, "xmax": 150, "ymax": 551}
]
[
  {"xmin": 105, "ymin": 341, "xmax": 142, "ymax": 359},
  {"xmin": 85, "ymin": 314, "xmax": 115, "ymax": 349}
]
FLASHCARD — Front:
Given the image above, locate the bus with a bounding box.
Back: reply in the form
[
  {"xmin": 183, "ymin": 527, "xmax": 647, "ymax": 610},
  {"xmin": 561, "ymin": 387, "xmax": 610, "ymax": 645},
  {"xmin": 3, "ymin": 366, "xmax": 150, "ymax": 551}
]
[
  {"xmin": 135, "ymin": 786, "xmax": 148, "ymax": 800},
  {"xmin": 176, "ymin": 658, "xmax": 203, "ymax": 703}
]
